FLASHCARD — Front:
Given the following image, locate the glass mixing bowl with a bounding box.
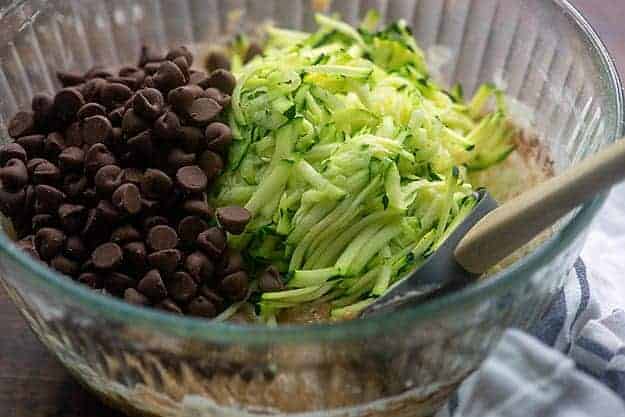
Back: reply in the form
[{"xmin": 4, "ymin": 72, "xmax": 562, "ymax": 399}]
[{"xmin": 0, "ymin": 1, "xmax": 622, "ymax": 416}]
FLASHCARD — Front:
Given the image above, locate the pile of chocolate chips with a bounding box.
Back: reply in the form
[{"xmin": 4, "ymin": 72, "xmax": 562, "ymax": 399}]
[{"xmin": 0, "ymin": 45, "xmax": 254, "ymax": 318}]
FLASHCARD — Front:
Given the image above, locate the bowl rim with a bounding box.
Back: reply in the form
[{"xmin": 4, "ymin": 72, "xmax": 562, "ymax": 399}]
[{"xmin": 1, "ymin": 0, "xmax": 623, "ymax": 344}]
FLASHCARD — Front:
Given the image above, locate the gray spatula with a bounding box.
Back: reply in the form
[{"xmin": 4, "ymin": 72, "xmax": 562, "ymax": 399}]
[{"xmin": 362, "ymin": 138, "xmax": 625, "ymax": 317}]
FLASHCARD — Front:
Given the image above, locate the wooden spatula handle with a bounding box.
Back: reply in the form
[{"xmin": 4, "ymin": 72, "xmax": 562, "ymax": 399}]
[{"xmin": 454, "ymin": 138, "xmax": 625, "ymax": 274}]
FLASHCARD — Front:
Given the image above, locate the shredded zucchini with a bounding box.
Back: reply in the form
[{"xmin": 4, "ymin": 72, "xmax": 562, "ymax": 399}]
[{"xmin": 215, "ymin": 13, "xmax": 517, "ymax": 321}]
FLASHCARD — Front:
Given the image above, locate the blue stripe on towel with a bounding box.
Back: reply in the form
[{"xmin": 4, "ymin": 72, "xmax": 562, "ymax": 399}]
[
  {"xmin": 604, "ymin": 369, "xmax": 625, "ymax": 398},
  {"xmin": 576, "ymin": 336, "xmax": 614, "ymax": 361},
  {"xmin": 532, "ymin": 288, "xmax": 567, "ymax": 347},
  {"xmin": 573, "ymin": 259, "xmax": 589, "ymax": 328}
]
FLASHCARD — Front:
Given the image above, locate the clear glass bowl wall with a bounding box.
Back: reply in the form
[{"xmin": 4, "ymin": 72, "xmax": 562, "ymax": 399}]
[{"xmin": 0, "ymin": 1, "xmax": 622, "ymax": 416}]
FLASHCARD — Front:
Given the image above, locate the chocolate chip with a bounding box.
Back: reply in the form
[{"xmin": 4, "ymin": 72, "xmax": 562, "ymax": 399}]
[
  {"xmin": 8, "ymin": 111, "xmax": 35, "ymax": 138},
  {"xmin": 58, "ymin": 147, "xmax": 84, "ymax": 171},
  {"xmin": 84, "ymin": 143, "xmax": 116, "ymax": 176},
  {"xmin": 112, "ymin": 183, "xmax": 142, "ymax": 214},
  {"xmin": 153, "ymin": 111, "xmax": 180, "ymax": 141},
  {"xmin": 199, "ymin": 69, "xmax": 236, "ymax": 95},
  {"xmin": 23, "ymin": 184, "xmax": 35, "ymax": 212},
  {"xmin": 58, "ymin": 203, "xmax": 87, "ymax": 234},
  {"xmin": 147, "ymin": 225, "xmax": 178, "ymax": 251},
  {"xmin": 168, "ymin": 86, "xmax": 197, "ymax": 114},
  {"xmin": 124, "ymin": 288, "xmax": 149, "ymax": 305},
  {"xmin": 143, "ymin": 63, "xmax": 160, "ymax": 76},
  {"xmin": 94, "ymin": 164, "xmax": 122, "ymax": 195},
  {"xmin": 121, "ymin": 108, "xmax": 150, "ymax": 137},
  {"xmin": 219, "ymin": 249, "xmax": 244, "ymax": 276},
  {"xmin": 135, "ymin": 269, "xmax": 167, "ymax": 300},
  {"xmin": 121, "ymin": 168, "xmax": 144, "ymax": 185},
  {"xmin": 85, "ymin": 66, "xmax": 113, "ymax": 80},
  {"xmin": 182, "ymin": 198, "xmax": 213, "ymax": 218},
  {"xmin": 82, "ymin": 115, "xmax": 113, "ymax": 145},
  {"xmin": 165, "ymin": 148, "xmax": 194, "ymax": 172},
  {"xmin": 148, "ymin": 248, "xmax": 181, "ymax": 274},
  {"xmin": 167, "ymin": 271, "xmax": 197, "ymax": 303},
  {"xmin": 35, "ymin": 227, "xmax": 66, "ymax": 260},
  {"xmin": 50, "ymin": 255, "xmax": 79, "ymax": 276},
  {"xmin": 78, "ymin": 272, "xmax": 101, "ymax": 288},
  {"xmin": 0, "ymin": 143, "xmax": 27, "ymax": 164},
  {"xmin": 188, "ymin": 98, "xmax": 221, "ymax": 126},
  {"xmin": 184, "ymin": 251, "xmax": 214, "ymax": 283},
  {"xmin": 143, "ymin": 216, "xmax": 168, "ymax": 231},
  {"xmin": 32, "ymin": 214, "xmax": 57, "ymax": 231},
  {"xmin": 44, "ymin": 132, "xmax": 66, "ymax": 157},
  {"xmin": 64, "ymin": 122, "xmax": 83, "ymax": 147},
  {"xmin": 92, "ymin": 242, "xmax": 123, "ymax": 269},
  {"xmin": 127, "ymin": 130, "xmax": 154, "ymax": 157},
  {"xmin": 53, "ymin": 88, "xmax": 85, "ymax": 122},
  {"xmin": 176, "ymin": 165, "xmax": 207, "ymax": 192},
  {"xmin": 80, "ymin": 78, "xmax": 107, "ymax": 103},
  {"xmin": 64, "ymin": 236, "xmax": 87, "ymax": 261},
  {"xmin": 178, "ymin": 216, "xmax": 208, "ymax": 244},
  {"xmin": 177, "ymin": 126, "xmax": 204, "ymax": 153},
  {"xmin": 197, "ymin": 150, "xmax": 223, "ymax": 181},
  {"xmin": 258, "ymin": 265, "xmax": 284, "ymax": 292},
  {"xmin": 216, "ymin": 206, "xmax": 251, "ymax": 235},
  {"xmin": 244, "ymin": 42, "xmax": 263, "ymax": 63},
  {"xmin": 172, "ymin": 56, "xmax": 191, "ymax": 83},
  {"xmin": 205, "ymin": 122, "xmax": 233, "ymax": 153},
  {"xmin": 34, "ymin": 184, "xmax": 65, "ymax": 214},
  {"xmin": 100, "ymin": 82, "xmax": 133, "ymax": 109},
  {"xmin": 157, "ymin": 298, "xmax": 182, "ymax": 314},
  {"xmin": 187, "ymin": 296, "xmax": 216, "ymax": 317},
  {"xmin": 0, "ymin": 158, "xmax": 28, "ymax": 190},
  {"xmin": 62, "ymin": 174, "xmax": 87, "ymax": 197},
  {"xmin": 108, "ymin": 76, "xmax": 139, "ymax": 91},
  {"xmin": 16, "ymin": 134, "xmax": 45, "ymax": 158},
  {"xmin": 77, "ymin": 102, "xmax": 107, "ymax": 120},
  {"xmin": 82, "ymin": 209, "xmax": 103, "ymax": 240},
  {"xmin": 199, "ymin": 285, "xmax": 224, "ymax": 310},
  {"xmin": 32, "ymin": 93, "xmax": 54, "ymax": 126},
  {"xmin": 205, "ymin": 51, "xmax": 231, "ymax": 72},
  {"xmin": 197, "ymin": 227, "xmax": 226, "ymax": 258},
  {"xmin": 119, "ymin": 65, "xmax": 140, "ymax": 77},
  {"xmin": 189, "ymin": 70, "xmax": 208, "ymax": 85},
  {"xmin": 123, "ymin": 241, "xmax": 147, "ymax": 271},
  {"xmin": 108, "ymin": 107, "xmax": 125, "ymax": 126},
  {"xmin": 166, "ymin": 46, "xmax": 194, "ymax": 67},
  {"xmin": 153, "ymin": 61, "xmax": 186, "ymax": 93},
  {"xmin": 111, "ymin": 224, "xmax": 141, "ymax": 243},
  {"xmin": 0, "ymin": 188, "xmax": 25, "ymax": 216},
  {"xmin": 57, "ymin": 71, "xmax": 85, "ymax": 87},
  {"xmin": 106, "ymin": 272, "xmax": 135, "ymax": 293},
  {"xmin": 140, "ymin": 168, "xmax": 173, "ymax": 198},
  {"xmin": 133, "ymin": 88, "xmax": 164, "ymax": 120},
  {"xmin": 96, "ymin": 200, "xmax": 121, "ymax": 223},
  {"xmin": 31, "ymin": 160, "xmax": 60, "ymax": 185},
  {"xmin": 220, "ymin": 271, "xmax": 248, "ymax": 301},
  {"xmin": 106, "ymin": 127, "xmax": 124, "ymax": 150},
  {"xmin": 203, "ymin": 87, "xmax": 231, "ymax": 107}
]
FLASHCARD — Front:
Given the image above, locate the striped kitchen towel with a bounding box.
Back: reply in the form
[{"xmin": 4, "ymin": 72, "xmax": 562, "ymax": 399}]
[{"xmin": 437, "ymin": 259, "xmax": 625, "ymax": 417}]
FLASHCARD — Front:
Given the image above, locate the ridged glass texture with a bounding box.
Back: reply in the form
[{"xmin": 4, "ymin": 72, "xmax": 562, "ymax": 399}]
[{"xmin": 0, "ymin": 1, "xmax": 622, "ymax": 416}]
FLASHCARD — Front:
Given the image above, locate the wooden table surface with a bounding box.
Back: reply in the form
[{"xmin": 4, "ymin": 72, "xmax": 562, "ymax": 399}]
[{"xmin": 1, "ymin": 2, "xmax": 624, "ymax": 416}]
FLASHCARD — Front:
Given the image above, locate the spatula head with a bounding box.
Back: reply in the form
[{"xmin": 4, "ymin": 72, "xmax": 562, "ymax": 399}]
[{"xmin": 361, "ymin": 189, "xmax": 498, "ymax": 317}]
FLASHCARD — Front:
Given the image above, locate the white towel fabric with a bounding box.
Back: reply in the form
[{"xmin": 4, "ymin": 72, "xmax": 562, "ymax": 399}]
[{"xmin": 436, "ymin": 259, "xmax": 625, "ymax": 417}]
